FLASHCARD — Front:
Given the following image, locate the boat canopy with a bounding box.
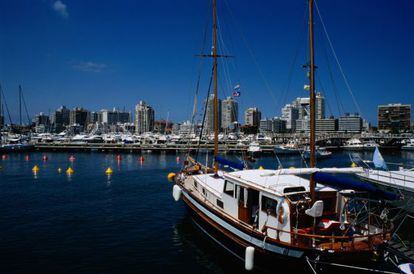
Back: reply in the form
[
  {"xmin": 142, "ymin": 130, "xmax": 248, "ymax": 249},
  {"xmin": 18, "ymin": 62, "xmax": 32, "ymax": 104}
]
[
  {"xmin": 314, "ymin": 172, "xmax": 399, "ymax": 201},
  {"xmin": 215, "ymin": 156, "xmax": 244, "ymax": 170}
]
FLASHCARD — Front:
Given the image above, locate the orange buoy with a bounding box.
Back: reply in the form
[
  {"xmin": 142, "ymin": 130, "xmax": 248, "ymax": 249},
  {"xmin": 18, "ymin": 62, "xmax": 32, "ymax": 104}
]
[
  {"xmin": 1, "ymin": 155, "xmax": 7, "ymax": 160},
  {"xmin": 42, "ymin": 155, "xmax": 48, "ymax": 161},
  {"xmin": 69, "ymin": 155, "xmax": 76, "ymax": 162},
  {"xmin": 116, "ymin": 155, "xmax": 122, "ymax": 161},
  {"xmin": 25, "ymin": 155, "xmax": 30, "ymax": 161}
]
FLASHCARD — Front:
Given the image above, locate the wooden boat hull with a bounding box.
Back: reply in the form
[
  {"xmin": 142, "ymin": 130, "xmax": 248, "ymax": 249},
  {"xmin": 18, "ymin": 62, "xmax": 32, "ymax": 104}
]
[{"xmin": 180, "ymin": 186, "xmax": 387, "ymax": 273}]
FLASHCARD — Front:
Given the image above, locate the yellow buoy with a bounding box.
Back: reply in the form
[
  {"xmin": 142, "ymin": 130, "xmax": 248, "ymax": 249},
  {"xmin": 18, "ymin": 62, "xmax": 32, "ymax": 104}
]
[
  {"xmin": 351, "ymin": 162, "xmax": 357, "ymax": 168},
  {"xmin": 32, "ymin": 165, "xmax": 40, "ymax": 172},
  {"xmin": 258, "ymin": 166, "xmax": 264, "ymax": 170},
  {"xmin": 167, "ymin": 172, "xmax": 176, "ymax": 182},
  {"xmin": 66, "ymin": 167, "xmax": 74, "ymax": 175},
  {"xmin": 57, "ymin": 168, "xmax": 62, "ymax": 173},
  {"xmin": 105, "ymin": 167, "xmax": 113, "ymax": 175}
]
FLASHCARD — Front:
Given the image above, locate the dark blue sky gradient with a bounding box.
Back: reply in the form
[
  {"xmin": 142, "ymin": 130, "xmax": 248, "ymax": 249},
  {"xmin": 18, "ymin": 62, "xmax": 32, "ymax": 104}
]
[{"xmin": 0, "ymin": 0, "xmax": 413, "ymax": 124}]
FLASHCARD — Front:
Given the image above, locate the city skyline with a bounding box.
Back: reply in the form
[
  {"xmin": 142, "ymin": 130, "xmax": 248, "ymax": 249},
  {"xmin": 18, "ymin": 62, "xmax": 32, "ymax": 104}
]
[{"xmin": 1, "ymin": 0, "xmax": 413, "ymax": 125}]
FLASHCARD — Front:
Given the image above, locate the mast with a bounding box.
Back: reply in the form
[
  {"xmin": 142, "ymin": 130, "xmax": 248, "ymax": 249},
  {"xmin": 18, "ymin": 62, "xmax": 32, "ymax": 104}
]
[
  {"xmin": 212, "ymin": 0, "xmax": 219, "ymax": 174},
  {"xmin": 308, "ymin": 0, "xmax": 316, "ymax": 201},
  {"xmin": 19, "ymin": 85, "xmax": 22, "ymax": 125}
]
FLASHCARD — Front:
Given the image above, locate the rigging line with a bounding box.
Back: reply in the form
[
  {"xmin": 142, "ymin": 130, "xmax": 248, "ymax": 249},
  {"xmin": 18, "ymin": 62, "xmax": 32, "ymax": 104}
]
[
  {"xmin": 195, "ymin": 66, "xmax": 214, "ymax": 162},
  {"xmin": 216, "ymin": 3, "xmax": 242, "ymax": 89},
  {"xmin": 21, "ymin": 88, "xmax": 31, "ymax": 124},
  {"xmin": 0, "ymin": 85, "xmax": 13, "ymax": 125},
  {"xmin": 222, "ymin": 0, "xmax": 279, "ymax": 108},
  {"xmin": 314, "ymin": 0, "xmax": 362, "ymax": 116},
  {"xmin": 315, "ymin": 74, "xmax": 333, "ymax": 117},
  {"xmin": 216, "ymin": 19, "xmax": 240, "ymax": 134},
  {"xmin": 320, "ymin": 32, "xmax": 345, "ymax": 116},
  {"xmin": 281, "ymin": 4, "xmax": 308, "ymax": 109},
  {"xmin": 188, "ymin": 0, "xmax": 212, "ymax": 127},
  {"xmin": 217, "ymin": 17, "xmax": 234, "ymax": 97}
]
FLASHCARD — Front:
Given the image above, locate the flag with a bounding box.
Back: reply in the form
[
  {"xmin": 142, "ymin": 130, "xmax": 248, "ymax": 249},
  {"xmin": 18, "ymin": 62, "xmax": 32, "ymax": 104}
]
[
  {"xmin": 232, "ymin": 91, "xmax": 240, "ymax": 97},
  {"xmin": 232, "ymin": 84, "xmax": 241, "ymax": 97},
  {"xmin": 373, "ymin": 147, "xmax": 387, "ymax": 170},
  {"xmin": 304, "ymin": 84, "xmax": 310, "ymax": 91}
]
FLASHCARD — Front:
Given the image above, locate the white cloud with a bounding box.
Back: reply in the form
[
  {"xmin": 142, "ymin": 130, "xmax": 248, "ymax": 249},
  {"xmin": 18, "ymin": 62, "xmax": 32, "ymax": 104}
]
[
  {"xmin": 72, "ymin": 61, "xmax": 108, "ymax": 73},
  {"xmin": 52, "ymin": 0, "xmax": 68, "ymax": 18}
]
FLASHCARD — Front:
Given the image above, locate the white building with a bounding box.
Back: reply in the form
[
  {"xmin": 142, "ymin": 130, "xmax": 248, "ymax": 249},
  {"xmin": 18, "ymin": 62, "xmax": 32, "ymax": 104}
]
[
  {"xmin": 205, "ymin": 94, "xmax": 221, "ymax": 133},
  {"xmin": 281, "ymin": 104, "xmax": 299, "ymax": 131},
  {"xmin": 245, "ymin": 107, "xmax": 261, "ymax": 127},
  {"xmin": 135, "ymin": 101, "xmax": 154, "ymax": 134},
  {"xmin": 101, "ymin": 108, "xmax": 131, "ymax": 125},
  {"xmin": 221, "ymin": 97, "xmax": 238, "ymax": 131},
  {"xmin": 338, "ymin": 113, "xmax": 362, "ymax": 133}
]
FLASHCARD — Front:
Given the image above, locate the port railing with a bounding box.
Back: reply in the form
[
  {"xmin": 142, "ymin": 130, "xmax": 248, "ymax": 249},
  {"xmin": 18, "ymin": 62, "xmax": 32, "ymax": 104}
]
[
  {"xmin": 364, "ymin": 169, "xmax": 414, "ymax": 189},
  {"xmin": 263, "ymin": 225, "xmax": 391, "ymax": 251}
]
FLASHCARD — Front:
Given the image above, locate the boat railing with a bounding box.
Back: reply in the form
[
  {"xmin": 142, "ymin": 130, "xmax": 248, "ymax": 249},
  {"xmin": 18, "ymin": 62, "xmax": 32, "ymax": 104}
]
[
  {"xmin": 366, "ymin": 169, "xmax": 414, "ymax": 188},
  {"xmin": 263, "ymin": 225, "xmax": 390, "ymax": 251}
]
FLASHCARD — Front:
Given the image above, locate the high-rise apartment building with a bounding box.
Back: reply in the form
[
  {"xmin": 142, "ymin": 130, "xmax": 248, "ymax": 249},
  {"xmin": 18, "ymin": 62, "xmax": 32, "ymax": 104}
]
[
  {"xmin": 101, "ymin": 108, "xmax": 130, "ymax": 125},
  {"xmin": 281, "ymin": 104, "xmax": 299, "ymax": 131},
  {"xmin": 69, "ymin": 107, "xmax": 90, "ymax": 130},
  {"xmin": 221, "ymin": 96, "xmax": 238, "ymax": 131},
  {"xmin": 245, "ymin": 107, "xmax": 261, "ymax": 127},
  {"xmin": 205, "ymin": 94, "xmax": 222, "ymax": 133},
  {"xmin": 51, "ymin": 105, "xmax": 70, "ymax": 132},
  {"xmin": 135, "ymin": 101, "xmax": 154, "ymax": 134}
]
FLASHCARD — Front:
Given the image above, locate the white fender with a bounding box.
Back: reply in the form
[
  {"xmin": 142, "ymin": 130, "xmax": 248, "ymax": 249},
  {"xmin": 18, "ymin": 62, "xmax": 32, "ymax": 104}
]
[
  {"xmin": 245, "ymin": 246, "xmax": 255, "ymax": 271},
  {"xmin": 172, "ymin": 185, "xmax": 182, "ymax": 202}
]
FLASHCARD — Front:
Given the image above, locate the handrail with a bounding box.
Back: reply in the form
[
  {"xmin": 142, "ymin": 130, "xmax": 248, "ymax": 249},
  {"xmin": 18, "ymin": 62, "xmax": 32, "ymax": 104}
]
[{"xmin": 263, "ymin": 225, "xmax": 389, "ymax": 240}]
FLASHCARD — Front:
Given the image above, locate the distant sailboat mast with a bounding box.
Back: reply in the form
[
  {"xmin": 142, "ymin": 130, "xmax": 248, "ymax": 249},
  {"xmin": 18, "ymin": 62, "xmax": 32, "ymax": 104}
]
[{"xmin": 19, "ymin": 85, "xmax": 22, "ymax": 125}]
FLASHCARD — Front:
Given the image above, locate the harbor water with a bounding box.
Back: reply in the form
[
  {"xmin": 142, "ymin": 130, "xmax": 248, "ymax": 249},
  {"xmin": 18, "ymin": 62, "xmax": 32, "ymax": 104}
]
[{"xmin": 1, "ymin": 151, "xmax": 413, "ymax": 273}]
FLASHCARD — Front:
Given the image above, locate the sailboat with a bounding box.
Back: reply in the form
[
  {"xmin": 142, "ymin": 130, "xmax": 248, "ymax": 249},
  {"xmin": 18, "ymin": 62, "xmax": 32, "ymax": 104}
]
[
  {"xmin": 0, "ymin": 85, "xmax": 33, "ymax": 152},
  {"xmin": 170, "ymin": 0, "xmax": 401, "ymax": 272}
]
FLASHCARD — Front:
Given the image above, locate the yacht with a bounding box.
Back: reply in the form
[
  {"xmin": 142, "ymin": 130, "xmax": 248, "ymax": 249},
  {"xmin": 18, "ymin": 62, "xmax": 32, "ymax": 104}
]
[
  {"xmin": 247, "ymin": 141, "xmax": 261, "ymax": 154},
  {"xmin": 402, "ymin": 139, "xmax": 414, "ymax": 151},
  {"xmin": 342, "ymin": 138, "xmax": 364, "ymax": 151},
  {"xmin": 274, "ymin": 140, "xmax": 301, "ymax": 155},
  {"xmin": 303, "ymin": 147, "xmax": 332, "ymax": 160},
  {"xmin": 362, "ymin": 140, "xmax": 378, "ymax": 150}
]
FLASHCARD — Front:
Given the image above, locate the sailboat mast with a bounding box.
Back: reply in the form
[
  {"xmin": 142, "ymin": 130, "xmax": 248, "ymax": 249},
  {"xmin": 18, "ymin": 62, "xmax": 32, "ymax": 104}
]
[
  {"xmin": 19, "ymin": 85, "xmax": 22, "ymax": 125},
  {"xmin": 212, "ymin": 0, "xmax": 219, "ymax": 174},
  {"xmin": 308, "ymin": 0, "xmax": 316, "ymax": 200}
]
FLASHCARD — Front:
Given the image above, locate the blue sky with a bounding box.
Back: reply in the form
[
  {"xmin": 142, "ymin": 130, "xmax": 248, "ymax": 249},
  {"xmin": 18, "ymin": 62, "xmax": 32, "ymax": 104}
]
[{"xmin": 0, "ymin": 0, "xmax": 413, "ymax": 125}]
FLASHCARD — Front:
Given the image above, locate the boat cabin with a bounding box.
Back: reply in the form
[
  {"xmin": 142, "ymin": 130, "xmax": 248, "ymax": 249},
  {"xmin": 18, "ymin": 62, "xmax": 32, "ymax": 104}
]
[{"xmin": 184, "ymin": 169, "xmax": 355, "ymax": 248}]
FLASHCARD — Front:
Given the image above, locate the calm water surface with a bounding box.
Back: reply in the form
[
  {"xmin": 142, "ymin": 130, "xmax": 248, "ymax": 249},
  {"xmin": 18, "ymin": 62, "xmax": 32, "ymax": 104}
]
[{"xmin": 0, "ymin": 150, "xmax": 413, "ymax": 273}]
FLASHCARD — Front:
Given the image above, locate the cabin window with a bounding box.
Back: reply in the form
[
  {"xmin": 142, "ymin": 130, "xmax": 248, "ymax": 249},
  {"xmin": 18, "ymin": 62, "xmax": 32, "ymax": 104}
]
[
  {"xmin": 283, "ymin": 186, "xmax": 306, "ymax": 194},
  {"xmin": 216, "ymin": 199, "xmax": 224, "ymax": 208},
  {"xmin": 236, "ymin": 185, "xmax": 245, "ymax": 201},
  {"xmin": 202, "ymin": 188, "xmax": 207, "ymax": 196},
  {"xmin": 193, "ymin": 181, "xmax": 198, "ymax": 189},
  {"xmin": 261, "ymin": 196, "xmax": 278, "ymax": 217},
  {"xmin": 224, "ymin": 181, "xmax": 235, "ymax": 197}
]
